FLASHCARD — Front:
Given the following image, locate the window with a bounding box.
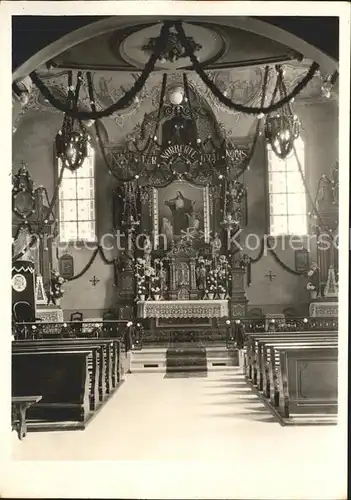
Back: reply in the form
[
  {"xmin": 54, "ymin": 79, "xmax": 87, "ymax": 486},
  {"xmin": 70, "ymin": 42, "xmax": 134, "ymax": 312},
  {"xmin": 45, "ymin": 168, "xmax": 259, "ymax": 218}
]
[
  {"xmin": 267, "ymin": 137, "xmax": 307, "ymax": 236},
  {"xmin": 58, "ymin": 144, "xmax": 96, "ymax": 242}
]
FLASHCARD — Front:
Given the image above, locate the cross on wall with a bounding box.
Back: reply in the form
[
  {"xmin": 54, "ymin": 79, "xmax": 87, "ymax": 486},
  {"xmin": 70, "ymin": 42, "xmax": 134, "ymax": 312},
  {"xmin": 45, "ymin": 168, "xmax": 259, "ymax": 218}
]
[
  {"xmin": 89, "ymin": 276, "xmax": 100, "ymax": 286},
  {"xmin": 265, "ymin": 270, "xmax": 276, "ymax": 282}
]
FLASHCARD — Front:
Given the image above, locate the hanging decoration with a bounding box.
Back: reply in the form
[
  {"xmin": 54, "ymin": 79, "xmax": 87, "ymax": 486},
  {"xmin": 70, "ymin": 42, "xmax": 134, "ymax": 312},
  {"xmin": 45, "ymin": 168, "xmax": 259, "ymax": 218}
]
[
  {"xmin": 264, "ymin": 65, "xmax": 301, "ymax": 159},
  {"xmin": 142, "ymin": 25, "xmax": 202, "ymax": 63},
  {"xmin": 119, "ymin": 181, "xmax": 141, "ymax": 233},
  {"xmin": 29, "ymin": 22, "xmax": 172, "ymax": 120},
  {"xmin": 29, "ymin": 21, "xmax": 319, "ymax": 121},
  {"xmin": 173, "ymin": 21, "xmax": 320, "ymax": 116},
  {"xmin": 55, "ymin": 71, "xmax": 88, "ymax": 171}
]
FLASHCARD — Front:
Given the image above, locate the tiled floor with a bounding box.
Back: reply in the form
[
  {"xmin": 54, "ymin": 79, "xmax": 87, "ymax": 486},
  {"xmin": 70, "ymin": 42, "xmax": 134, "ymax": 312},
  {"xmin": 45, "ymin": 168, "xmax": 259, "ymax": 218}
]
[{"xmin": 10, "ymin": 368, "xmax": 344, "ymax": 499}]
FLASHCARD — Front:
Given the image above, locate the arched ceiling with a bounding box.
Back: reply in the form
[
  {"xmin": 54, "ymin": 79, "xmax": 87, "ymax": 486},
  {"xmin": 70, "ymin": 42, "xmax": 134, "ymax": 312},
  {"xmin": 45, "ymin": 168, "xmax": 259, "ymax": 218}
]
[
  {"xmin": 12, "ymin": 16, "xmax": 339, "ymax": 73},
  {"xmin": 48, "ymin": 21, "xmax": 301, "ymax": 72},
  {"xmin": 12, "ymin": 16, "xmax": 339, "ymax": 141}
]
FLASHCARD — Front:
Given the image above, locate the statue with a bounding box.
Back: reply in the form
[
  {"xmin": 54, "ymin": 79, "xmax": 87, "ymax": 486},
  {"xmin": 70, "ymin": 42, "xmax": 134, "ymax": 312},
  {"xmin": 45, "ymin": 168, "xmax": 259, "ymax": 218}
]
[
  {"xmin": 159, "ymin": 261, "xmax": 168, "ymax": 299},
  {"xmin": 210, "ymin": 233, "xmax": 222, "ymax": 257},
  {"xmin": 143, "ymin": 237, "xmax": 152, "ymax": 267},
  {"xmin": 196, "ymin": 262, "xmax": 207, "ymax": 291},
  {"xmin": 161, "ymin": 217, "xmax": 174, "ymax": 248}
]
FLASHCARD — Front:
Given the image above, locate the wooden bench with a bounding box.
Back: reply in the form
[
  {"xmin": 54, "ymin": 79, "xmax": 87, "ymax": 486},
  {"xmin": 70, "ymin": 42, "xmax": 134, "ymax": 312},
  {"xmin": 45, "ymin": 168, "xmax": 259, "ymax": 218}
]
[
  {"xmin": 242, "ymin": 331, "xmax": 338, "ymax": 423},
  {"xmin": 12, "ymin": 395, "xmax": 42, "ymax": 440},
  {"xmin": 277, "ymin": 345, "xmax": 338, "ymax": 418},
  {"xmin": 12, "ymin": 350, "xmax": 92, "ymax": 428},
  {"xmin": 13, "ymin": 338, "xmax": 122, "ymax": 416}
]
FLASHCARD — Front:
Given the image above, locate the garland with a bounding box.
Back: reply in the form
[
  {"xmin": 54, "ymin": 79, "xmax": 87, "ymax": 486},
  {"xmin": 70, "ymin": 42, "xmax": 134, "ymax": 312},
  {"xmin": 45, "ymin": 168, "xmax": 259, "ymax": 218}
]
[
  {"xmin": 174, "ymin": 21, "xmax": 319, "ymax": 116},
  {"xmin": 29, "ymin": 22, "xmax": 172, "ymax": 121},
  {"xmin": 232, "ymin": 65, "xmax": 269, "ymax": 180},
  {"xmin": 247, "ymin": 236, "xmax": 304, "ymax": 275},
  {"xmin": 66, "ymin": 245, "xmax": 116, "ymax": 282}
]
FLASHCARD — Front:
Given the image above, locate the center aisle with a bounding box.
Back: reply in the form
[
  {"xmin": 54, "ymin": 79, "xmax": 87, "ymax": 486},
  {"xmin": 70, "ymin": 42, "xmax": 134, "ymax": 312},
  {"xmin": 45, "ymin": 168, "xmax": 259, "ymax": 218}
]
[{"xmin": 13, "ymin": 368, "xmax": 339, "ymax": 464}]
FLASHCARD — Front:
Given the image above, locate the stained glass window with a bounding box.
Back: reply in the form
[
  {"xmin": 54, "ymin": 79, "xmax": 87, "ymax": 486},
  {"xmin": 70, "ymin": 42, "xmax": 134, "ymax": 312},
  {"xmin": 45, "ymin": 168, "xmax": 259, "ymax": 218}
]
[
  {"xmin": 58, "ymin": 144, "xmax": 96, "ymax": 242},
  {"xmin": 267, "ymin": 137, "xmax": 307, "ymax": 236}
]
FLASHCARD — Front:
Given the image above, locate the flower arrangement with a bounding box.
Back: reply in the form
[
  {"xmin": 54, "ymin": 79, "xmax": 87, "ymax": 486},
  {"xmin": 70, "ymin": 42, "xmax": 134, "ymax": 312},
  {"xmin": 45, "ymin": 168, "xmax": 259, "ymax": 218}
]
[
  {"xmin": 48, "ymin": 269, "xmax": 65, "ymax": 305},
  {"xmin": 135, "ymin": 258, "xmax": 147, "ymax": 298},
  {"xmin": 306, "ymin": 262, "xmax": 320, "ymax": 295},
  {"xmin": 150, "ymin": 275, "xmax": 161, "ymax": 298}
]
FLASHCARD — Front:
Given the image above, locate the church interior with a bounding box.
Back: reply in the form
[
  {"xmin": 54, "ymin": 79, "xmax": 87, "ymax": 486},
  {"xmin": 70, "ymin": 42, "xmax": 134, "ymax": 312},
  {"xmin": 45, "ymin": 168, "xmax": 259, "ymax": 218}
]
[{"xmin": 9, "ymin": 13, "xmax": 344, "ymax": 498}]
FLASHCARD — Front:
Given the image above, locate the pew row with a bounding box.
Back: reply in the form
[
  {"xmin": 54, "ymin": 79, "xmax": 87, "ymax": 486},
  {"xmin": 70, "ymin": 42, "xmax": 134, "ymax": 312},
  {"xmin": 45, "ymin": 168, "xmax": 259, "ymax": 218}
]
[
  {"xmin": 242, "ymin": 331, "xmax": 338, "ymax": 425},
  {"xmin": 12, "ymin": 338, "xmax": 125, "ymax": 431}
]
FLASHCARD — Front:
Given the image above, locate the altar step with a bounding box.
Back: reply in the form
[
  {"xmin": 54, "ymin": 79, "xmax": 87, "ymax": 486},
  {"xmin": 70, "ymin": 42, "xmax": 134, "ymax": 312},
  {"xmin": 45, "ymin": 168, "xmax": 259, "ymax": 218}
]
[{"xmin": 131, "ymin": 346, "xmax": 239, "ymax": 373}]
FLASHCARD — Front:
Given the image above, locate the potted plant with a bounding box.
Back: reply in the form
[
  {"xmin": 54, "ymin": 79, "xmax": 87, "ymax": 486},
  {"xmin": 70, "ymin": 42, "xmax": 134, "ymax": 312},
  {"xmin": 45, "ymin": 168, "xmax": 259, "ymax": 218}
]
[
  {"xmin": 218, "ymin": 284, "xmax": 226, "ymax": 300},
  {"xmin": 150, "ymin": 275, "xmax": 161, "ymax": 300}
]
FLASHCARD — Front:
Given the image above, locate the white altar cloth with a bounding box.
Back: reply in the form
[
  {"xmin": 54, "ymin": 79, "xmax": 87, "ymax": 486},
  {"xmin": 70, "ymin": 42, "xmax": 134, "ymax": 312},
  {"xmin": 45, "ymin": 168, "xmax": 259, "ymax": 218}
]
[
  {"xmin": 137, "ymin": 299, "xmax": 229, "ymax": 319},
  {"xmin": 309, "ymin": 301, "xmax": 338, "ymax": 317}
]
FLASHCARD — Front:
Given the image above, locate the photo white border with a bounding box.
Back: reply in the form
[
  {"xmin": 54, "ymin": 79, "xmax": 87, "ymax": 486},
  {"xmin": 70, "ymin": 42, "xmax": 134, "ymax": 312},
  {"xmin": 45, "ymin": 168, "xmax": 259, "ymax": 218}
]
[{"xmin": 0, "ymin": 2, "xmax": 349, "ymax": 499}]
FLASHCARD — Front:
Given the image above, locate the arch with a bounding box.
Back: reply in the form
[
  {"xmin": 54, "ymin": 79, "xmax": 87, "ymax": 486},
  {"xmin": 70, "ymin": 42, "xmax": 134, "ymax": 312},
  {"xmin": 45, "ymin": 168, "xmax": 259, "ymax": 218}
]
[{"xmin": 13, "ymin": 16, "xmax": 339, "ymax": 82}]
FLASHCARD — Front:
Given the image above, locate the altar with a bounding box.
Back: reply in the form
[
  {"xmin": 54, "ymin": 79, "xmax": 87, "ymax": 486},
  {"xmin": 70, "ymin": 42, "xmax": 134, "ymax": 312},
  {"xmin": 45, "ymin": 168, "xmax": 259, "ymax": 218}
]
[{"xmin": 137, "ymin": 299, "xmax": 229, "ymax": 319}]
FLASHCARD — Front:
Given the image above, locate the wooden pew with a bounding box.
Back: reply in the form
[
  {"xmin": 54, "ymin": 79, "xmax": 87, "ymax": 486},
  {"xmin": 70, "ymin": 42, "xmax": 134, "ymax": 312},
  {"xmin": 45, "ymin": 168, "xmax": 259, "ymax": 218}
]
[
  {"xmin": 12, "ymin": 396, "xmax": 42, "ymax": 440},
  {"xmin": 12, "ymin": 350, "xmax": 91, "ymax": 428},
  {"xmin": 244, "ymin": 331, "xmax": 337, "ymax": 381},
  {"xmin": 244, "ymin": 332, "xmax": 337, "ymax": 394},
  {"xmin": 253, "ymin": 333, "xmax": 338, "ymax": 393},
  {"xmin": 265, "ymin": 338, "xmax": 337, "ymax": 406},
  {"xmin": 277, "ymin": 345, "xmax": 338, "ymax": 418},
  {"xmin": 242, "ymin": 331, "xmax": 338, "ymax": 422},
  {"xmin": 13, "ymin": 338, "xmax": 122, "ymax": 407},
  {"xmin": 13, "ymin": 338, "xmax": 122, "ymax": 430},
  {"xmin": 13, "ymin": 343, "xmax": 101, "ymax": 411}
]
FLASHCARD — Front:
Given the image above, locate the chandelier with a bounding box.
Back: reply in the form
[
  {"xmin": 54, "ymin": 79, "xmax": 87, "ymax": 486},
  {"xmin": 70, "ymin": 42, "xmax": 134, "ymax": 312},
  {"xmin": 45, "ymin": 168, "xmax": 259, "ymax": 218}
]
[
  {"xmin": 265, "ymin": 66, "xmax": 300, "ymax": 159},
  {"xmin": 142, "ymin": 27, "xmax": 202, "ymax": 63},
  {"xmin": 55, "ymin": 72, "xmax": 88, "ymax": 171}
]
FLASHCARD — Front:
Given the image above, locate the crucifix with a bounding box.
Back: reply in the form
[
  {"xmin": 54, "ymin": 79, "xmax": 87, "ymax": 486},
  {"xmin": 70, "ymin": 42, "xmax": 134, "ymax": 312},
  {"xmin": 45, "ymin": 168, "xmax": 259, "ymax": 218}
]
[
  {"xmin": 265, "ymin": 270, "xmax": 276, "ymax": 282},
  {"xmin": 89, "ymin": 276, "xmax": 100, "ymax": 286}
]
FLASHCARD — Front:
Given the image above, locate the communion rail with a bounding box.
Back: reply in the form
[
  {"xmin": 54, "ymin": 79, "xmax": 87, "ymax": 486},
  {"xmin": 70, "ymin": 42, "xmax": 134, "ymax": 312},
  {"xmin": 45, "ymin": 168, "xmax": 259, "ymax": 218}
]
[
  {"xmin": 12, "ymin": 320, "xmax": 143, "ymax": 350},
  {"xmin": 13, "ymin": 316, "xmax": 337, "ymax": 349}
]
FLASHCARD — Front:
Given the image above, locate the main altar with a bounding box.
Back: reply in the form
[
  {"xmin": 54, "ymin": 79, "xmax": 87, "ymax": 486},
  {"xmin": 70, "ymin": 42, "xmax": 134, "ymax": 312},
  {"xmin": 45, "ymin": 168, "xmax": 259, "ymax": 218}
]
[{"xmin": 111, "ymin": 82, "xmax": 250, "ymax": 343}]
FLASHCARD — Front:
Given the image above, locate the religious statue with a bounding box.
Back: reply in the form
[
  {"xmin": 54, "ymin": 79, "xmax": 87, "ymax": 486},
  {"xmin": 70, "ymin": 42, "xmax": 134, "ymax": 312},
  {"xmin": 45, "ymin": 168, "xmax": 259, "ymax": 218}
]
[
  {"xmin": 161, "ymin": 217, "xmax": 174, "ymax": 247},
  {"xmin": 159, "ymin": 261, "xmax": 168, "ymax": 299},
  {"xmin": 316, "ymin": 175, "xmax": 335, "ymax": 212},
  {"xmin": 165, "ymin": 191, "xmax": 195, "ymax": 235},
  {"xmin": 221, "ymin": 213, "xmax": 239, "ymax": 251},
  {"xmin": 196, "ymin": 261, "xmax": 207, "ymax": 291},
  {"xmin": 210, "ymin": 232, "xmax": 222, "ymax": 257},
  {"xmin": 143, "ymin": 237, "xmax": 152, "ymax": 267}
]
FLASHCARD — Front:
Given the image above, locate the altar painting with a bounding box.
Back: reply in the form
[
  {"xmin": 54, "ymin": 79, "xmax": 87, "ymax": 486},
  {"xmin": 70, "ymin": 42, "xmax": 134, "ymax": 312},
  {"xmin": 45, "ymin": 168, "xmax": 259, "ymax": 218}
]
[{"xmin": 153, "ymin": 181, "xmax": 209, "ymax": 249}]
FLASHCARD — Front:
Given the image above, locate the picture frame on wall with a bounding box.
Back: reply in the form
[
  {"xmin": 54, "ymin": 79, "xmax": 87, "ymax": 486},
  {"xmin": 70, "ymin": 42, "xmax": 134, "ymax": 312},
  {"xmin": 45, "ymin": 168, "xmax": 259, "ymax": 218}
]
[
  {"xmin": 152, "ymin": 180, "xmax": 210, "ymax": 250},
  {"xmin": 295, "ymin": 248, "xmax": 310, "ymax": 272}
]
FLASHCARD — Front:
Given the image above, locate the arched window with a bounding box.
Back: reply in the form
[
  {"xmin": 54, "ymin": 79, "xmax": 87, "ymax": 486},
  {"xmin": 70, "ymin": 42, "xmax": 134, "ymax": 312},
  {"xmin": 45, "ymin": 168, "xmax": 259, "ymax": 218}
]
[
  {"xmin": 267, "ymin": 137, "xmax": 307, "ymax": 236},
  {"xmin": 58, "ymin": 143, "xmax": 96, "ymax": 242}
]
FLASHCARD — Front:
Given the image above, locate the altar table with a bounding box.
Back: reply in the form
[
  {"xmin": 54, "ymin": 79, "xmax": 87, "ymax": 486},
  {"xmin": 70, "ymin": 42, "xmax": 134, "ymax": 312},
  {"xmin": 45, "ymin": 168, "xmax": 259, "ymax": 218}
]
[{"xmin": 137, "ymin": 300, "xmax": 229, "ymax": 319}]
